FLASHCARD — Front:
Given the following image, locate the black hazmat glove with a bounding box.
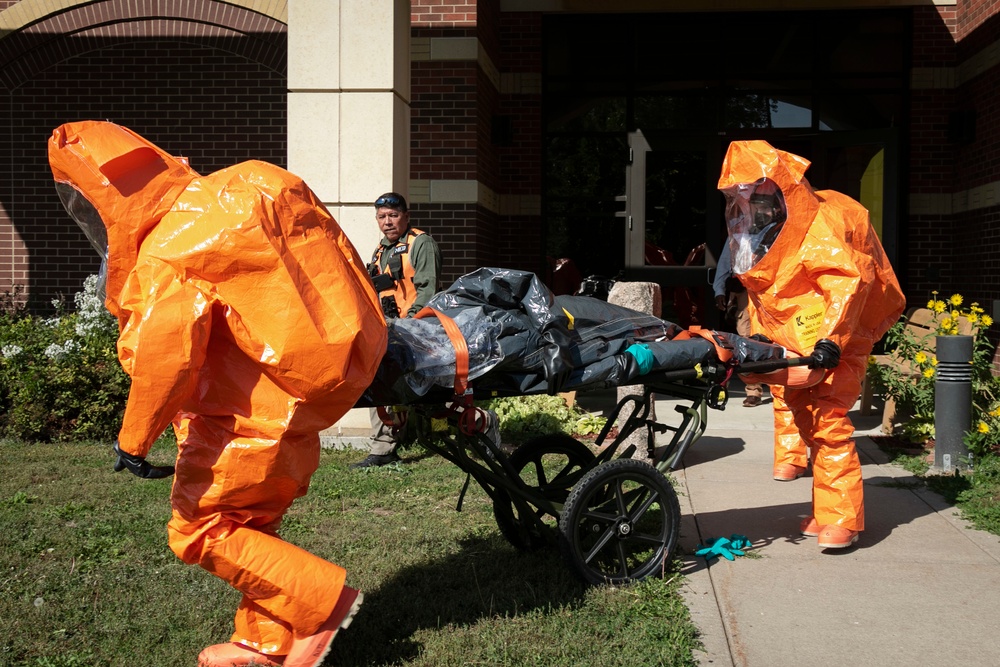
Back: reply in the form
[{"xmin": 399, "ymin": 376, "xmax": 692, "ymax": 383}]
[
  {"xmin": 808, "ymin": 338, "xmax": 842, "ymax": 369},
  {"xmin": 113, "ymin": 441, "xmax": 175, "ymax": 479},
  {"xmin": 540, "ymin": 327, "xmax": 575, "ymax": 395}
]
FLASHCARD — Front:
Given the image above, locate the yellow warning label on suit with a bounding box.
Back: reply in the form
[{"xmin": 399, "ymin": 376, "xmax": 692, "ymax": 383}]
[{"xmin": 792, "ymin": 304, "xmax": 824, "ymax": 349}]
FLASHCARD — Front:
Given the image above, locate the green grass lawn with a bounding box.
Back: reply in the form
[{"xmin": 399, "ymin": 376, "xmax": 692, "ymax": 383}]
[{"xmin": 0, "ymin": 439, "xmax": 700, "ymax": 667}]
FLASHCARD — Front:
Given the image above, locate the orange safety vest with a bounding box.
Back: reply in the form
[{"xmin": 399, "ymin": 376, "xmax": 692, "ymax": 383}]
[{"xmin": 370, "ymin": 227, "xmax": 426, "ymax": 318}]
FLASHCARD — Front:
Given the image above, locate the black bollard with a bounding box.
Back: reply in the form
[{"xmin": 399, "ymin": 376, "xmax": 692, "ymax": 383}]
[{"xmin": 934, "ymin": 335, "xmax": 974, "ymax": 472}]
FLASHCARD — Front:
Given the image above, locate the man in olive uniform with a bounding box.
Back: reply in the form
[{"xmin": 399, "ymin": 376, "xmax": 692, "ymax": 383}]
[{"xmin": 352, "ymin": 192, "xmax": 443, "ymax": 468}]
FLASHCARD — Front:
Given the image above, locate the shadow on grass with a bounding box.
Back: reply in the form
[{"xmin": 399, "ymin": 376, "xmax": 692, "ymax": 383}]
[{"xmin": 330, "ymin": 534, "xmax": 589, "ymax": 666}]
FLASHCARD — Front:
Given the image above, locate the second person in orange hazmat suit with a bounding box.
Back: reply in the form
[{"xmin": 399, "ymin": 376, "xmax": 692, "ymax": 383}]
[
  {"xmin": 48, "ymin": 121, "xmax": 388, "ymax": 666},
  {"xmin": 718, "ymin": 140, "xmax": 905, "ymax": 549}
]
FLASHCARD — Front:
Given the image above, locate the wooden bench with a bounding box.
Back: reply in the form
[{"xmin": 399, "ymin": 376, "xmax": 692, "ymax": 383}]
[{"xmin": 860, "ymin": 307, "xmax": 972, "ymax": 433}]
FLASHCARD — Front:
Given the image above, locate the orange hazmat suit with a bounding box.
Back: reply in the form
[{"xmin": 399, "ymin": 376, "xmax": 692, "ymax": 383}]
[
  {"xmin": 48, "ymin": 121, "xmax": 388, "ymax": 655},
  {"xmin": 718, "ymin": 140, "xmax": 905, "ymax": 534}
]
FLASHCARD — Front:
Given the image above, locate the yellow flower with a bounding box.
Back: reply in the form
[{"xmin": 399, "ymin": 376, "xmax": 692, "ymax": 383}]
[
  {"xmin": 867, "ymin": 355, "xmax": 876, "ymax": 366},
  {"xmin": 931, "ymin": 357, "xmax": 938, "ymax": 366},
  {"xmin": 950, "ymin": 310, "xmax": 961, "ymax": 320},
  {"xmin": 977, "ymin": 421, "xmax": 989, "ymax": 434},
  {"xmin": 949, "ymin": 294, "xmax": 963, "ymax": 307},
  {"xmin": 941, "ymin": 317, "xmax": 953, "ymax": 330},
  {"xmin": 914, "ymin": 351, "xmax": 928, "ymax": 364},
  {"xmin": 926, "ymin": 299, "xmax": 936, "ymax": 309},
  {"xmin": 933, "ymin": 300, "xmax": 946, "ymax": 313},
  {"xmin": 923, "ymin": 367, "xmax": 935, "ymax": 378},
  {"xmin": 982, "ymin": 315, "xmax": 993, "ymax": 328},
  {"xmin": 969, "ymin": 313, "xmax": 979, "ymax": 325},
  {"xmin": 991, "ymin": 407, "xmax": 1000, "ymax": 418}
]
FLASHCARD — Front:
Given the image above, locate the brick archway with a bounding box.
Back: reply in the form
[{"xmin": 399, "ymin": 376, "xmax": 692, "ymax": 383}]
[
  {"xmin": 0, "ymin": 0, "xmax": 286, "ymax": 92},
  {"xmin": 0, "ymin": 0, "xmax": 288, "ymax": 308}
]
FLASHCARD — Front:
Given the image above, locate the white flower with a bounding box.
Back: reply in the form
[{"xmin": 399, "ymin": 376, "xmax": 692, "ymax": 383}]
[
  {"xmin": 43, "ymin": 340, "xmax": 79, "ymax": 361},
  {"xmin": 1, "ymin": 344, "xmax": 23, "ymax": 359},
  {"xmin": 72, "ymin": 274, "xmax": 116, "ymax": 339}
]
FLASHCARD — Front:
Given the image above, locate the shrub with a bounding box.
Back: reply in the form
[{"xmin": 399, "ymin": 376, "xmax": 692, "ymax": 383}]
[
  {"xmin": 867, "ymin": 291, "xmax": 999, "ymax": 456},
  {"xmin": 479, "ymin": 394, "xmax": 606, "ymax": 445},
  {"xmin": 0, "ymin": 276, "xmax": 129, "ymax": 442}
]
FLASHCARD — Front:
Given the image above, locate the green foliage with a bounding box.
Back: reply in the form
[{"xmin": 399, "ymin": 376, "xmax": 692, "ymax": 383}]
[
  {"xmin": 954, "ymin": 454, "xmax": 1000, "ymax": 535},
  {"xmin": 479, "ymin": 394, "xmax": 606, "ymax": 445},
  {"xmin": 574, "ymin": 411, "xmax": 608, "ymax": 436},
  {"xmin": 866, "ymin": 320, "xmax": 935, "ymax": 431},
  {"xmin": 867, "ymin": 292, "xmax": 1000, "ymax": 456},
  {"xmin": 0, "ymin": 276, "xmax": 129, "ymax": 442}
]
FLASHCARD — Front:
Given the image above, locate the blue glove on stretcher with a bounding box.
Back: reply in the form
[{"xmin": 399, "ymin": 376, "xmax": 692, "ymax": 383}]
[{"xmin": 695, "ymin": 534, "xmax": 752, "ymax": 561}]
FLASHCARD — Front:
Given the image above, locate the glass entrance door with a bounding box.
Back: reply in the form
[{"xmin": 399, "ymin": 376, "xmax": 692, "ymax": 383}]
[{"xmin": 624, "ymin": 130, "xmax": 723, "ymax": 328}]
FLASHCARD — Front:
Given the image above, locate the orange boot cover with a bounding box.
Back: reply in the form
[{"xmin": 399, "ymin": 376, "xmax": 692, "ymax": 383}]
[{"xmin": 48, "ymin": 121, "xmax": 387, "ymax": 654}]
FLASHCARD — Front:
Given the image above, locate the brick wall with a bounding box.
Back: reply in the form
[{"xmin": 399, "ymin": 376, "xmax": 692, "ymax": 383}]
[
  {"xmin": 907, "ymin": 6, "xmax": 959, "ymax": 305},
  {"xmin": 411, "ymin": 57, "xmax": 479, "ymax": 182},
  {"xmin": 0, "ymin": 2, "xmax": 286, "ymax": 311},
  {"xmin": 410, "ymin": 0, "xmax": 511, "ymax": 284},
  {"xmin": 412, "ymin": 1, "xmax": 477, "ymax": 26},
  {"xmin": 951, "ymin": 1, "xmax": 1000, "ymax": 371},
  {"xmin": 955, "ymin": 0, "xmax": 1000, "ymax": 41},
  {"xmin": 954, "ymin": 4, "xmax": 1000, "ymax": 358}
]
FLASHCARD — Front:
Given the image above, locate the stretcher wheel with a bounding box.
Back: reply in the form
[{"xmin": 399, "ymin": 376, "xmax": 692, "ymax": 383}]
[
  {"xmin": 494, "ymin": 434, "xmax": 596, "ymax": 551},
  {"xmin": 558, "ymin": 458, "xmax": 680, "ymax": 585}
]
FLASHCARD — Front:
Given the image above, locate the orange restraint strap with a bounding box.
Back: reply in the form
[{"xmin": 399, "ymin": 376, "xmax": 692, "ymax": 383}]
[
  {"xmin": 671, "ymin": 326, "xmax": 735, "ymax": 364},
  {"xmin": 413, "ymin": 307, "xmax": 470, "ymax": 396}
]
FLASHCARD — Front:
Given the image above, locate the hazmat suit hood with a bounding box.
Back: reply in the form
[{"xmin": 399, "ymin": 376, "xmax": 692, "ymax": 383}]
[
  {"xmin": 717, "ymin": 139, "xmax": 905, "ymax": 362},
  {"xmin": 718, "ymin": 141, "xmax": 816, "ymax": 282},
  {"xmin": 49, "ymin": 121, "xmax": 199, "ymax": 319}
]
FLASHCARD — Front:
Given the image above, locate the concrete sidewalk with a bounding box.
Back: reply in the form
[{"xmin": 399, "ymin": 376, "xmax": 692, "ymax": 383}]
[{"xmin": 658, "ymin": 387, "xmax": 1000, "ymax": 667}]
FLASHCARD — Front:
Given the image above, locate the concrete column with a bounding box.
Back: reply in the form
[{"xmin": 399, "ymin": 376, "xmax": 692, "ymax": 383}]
[
  {"xmin": 287, "ymin": 0, "xmax": 411, "ymax": 435},
  {"xmin": 287, "ymin": 0, "xmax": 410, "ymax": 256}
]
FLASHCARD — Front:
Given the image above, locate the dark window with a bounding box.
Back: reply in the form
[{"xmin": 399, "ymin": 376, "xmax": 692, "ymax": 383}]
[{"xmin": 541, "ymin": 9, "xmax": 908, "ymax": 277}]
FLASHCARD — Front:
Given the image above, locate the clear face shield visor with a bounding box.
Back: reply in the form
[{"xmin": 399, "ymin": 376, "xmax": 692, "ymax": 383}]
[
  {"xmin": 722, "ymin": 179, "xmax": 787, "ymax": 274},
  {"xmin": 55, "ymin": 182, "xmax": 109, "ymax": 304}
]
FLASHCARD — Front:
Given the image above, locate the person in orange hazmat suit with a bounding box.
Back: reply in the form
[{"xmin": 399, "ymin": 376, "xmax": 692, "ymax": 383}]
[
  {"xmin": 718, "ymin": 139, "xmax": 905, "ymax": 550},
  {"xmin": 48, "ymin": 121, "xmax": 388, "ymax": 666}
]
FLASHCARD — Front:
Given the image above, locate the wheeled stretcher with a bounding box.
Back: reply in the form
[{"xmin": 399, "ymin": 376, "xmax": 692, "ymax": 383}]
[{"xmin": 356, "ymin": 269, "xmax": 812, "ymax": 585}]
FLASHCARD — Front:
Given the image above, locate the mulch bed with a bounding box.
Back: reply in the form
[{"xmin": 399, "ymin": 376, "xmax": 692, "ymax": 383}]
[{"xmin": 869, "ymin": 434, "xmax": 935, "ymax": 463}]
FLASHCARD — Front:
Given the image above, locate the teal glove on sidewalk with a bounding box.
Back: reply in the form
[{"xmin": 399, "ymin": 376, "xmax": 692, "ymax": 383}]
[{"xmin": 695, "ymin": 534, "xmax": 752, "ymax": 562}]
